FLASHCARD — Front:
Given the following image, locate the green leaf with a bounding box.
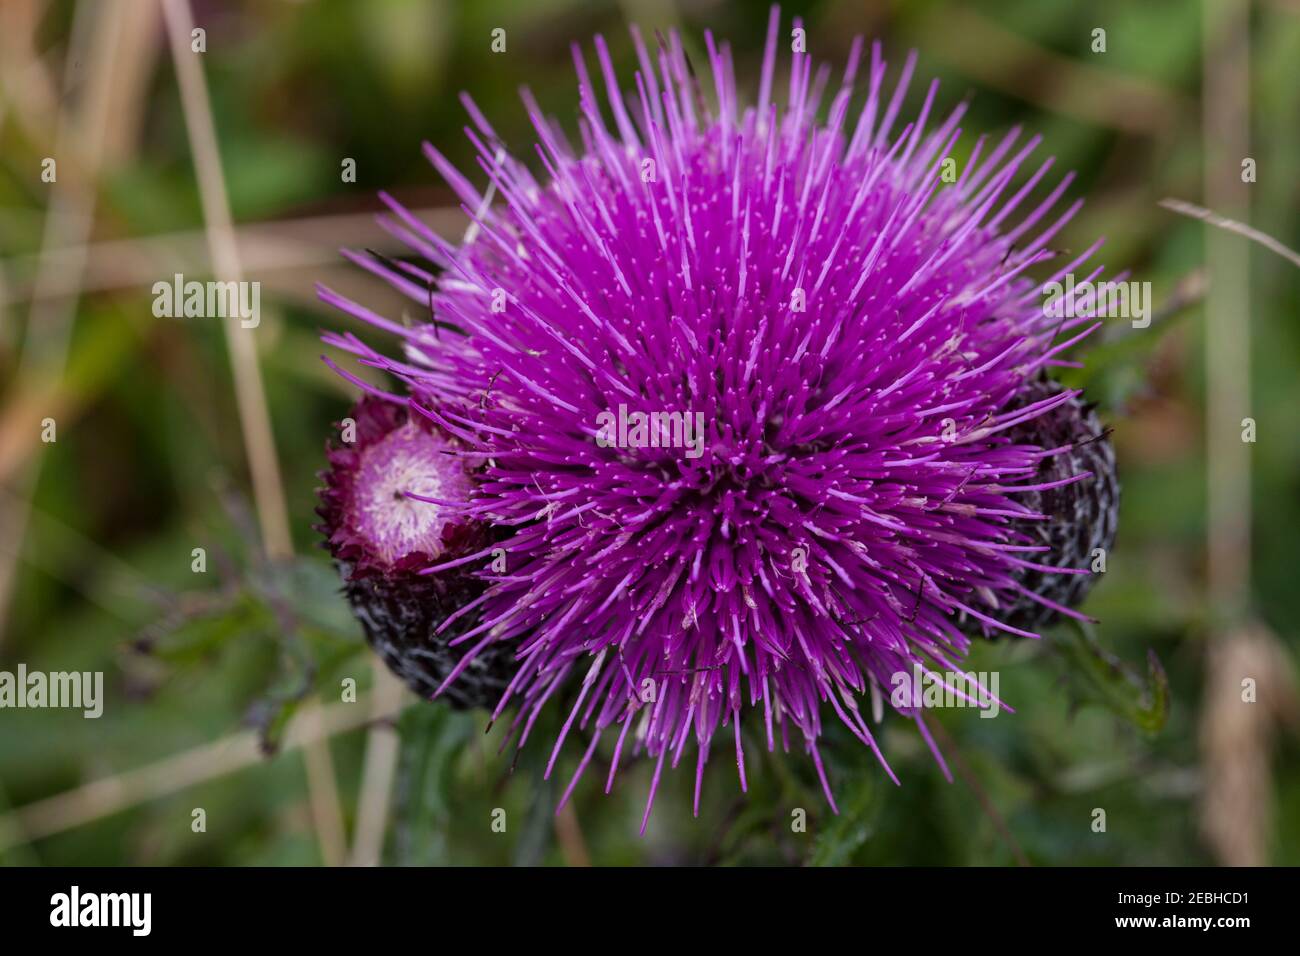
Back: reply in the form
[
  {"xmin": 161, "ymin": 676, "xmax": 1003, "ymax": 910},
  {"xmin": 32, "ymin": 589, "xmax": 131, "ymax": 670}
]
[
  {"xmin": 391, "ymin": 706, "xmax": 475, "ymax": 865},
  {"xmin": 808, "ymin": 770, "xmax": 876, "ymax": 866},
  {"xmin": 513, "ymin": 773, "xmax": 556, "ymax": 866},
  {"xmin": 1054, "ymin": 621, "xmax": 1169, "ymax": 735},
  {"xmin": 273, "ymin": 557, "xmax": 361, "ymax": 638}
]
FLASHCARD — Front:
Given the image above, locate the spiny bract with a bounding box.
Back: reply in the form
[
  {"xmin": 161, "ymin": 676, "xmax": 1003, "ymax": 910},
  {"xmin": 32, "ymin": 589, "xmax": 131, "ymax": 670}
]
[{"xmin": 319, "ymin": 7, "xmax": 1117, "ymax": 828}]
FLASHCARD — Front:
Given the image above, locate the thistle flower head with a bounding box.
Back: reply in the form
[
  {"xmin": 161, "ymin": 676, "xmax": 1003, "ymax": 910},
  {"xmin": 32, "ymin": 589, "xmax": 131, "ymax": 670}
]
[
  {"xmin": 317, "ymin": 397, "xmax": 477, "ymax": 576},
  {"xmin": 316, "ymin": 398, "xmax": 515, "ymax": 708},
  {"xmin": 998, "ymin": 377, "xmax": 1119, "ymax": 632},
  {"xmin": 320, "ymin": 7, "xmax": 1117, "ymax": 824}
]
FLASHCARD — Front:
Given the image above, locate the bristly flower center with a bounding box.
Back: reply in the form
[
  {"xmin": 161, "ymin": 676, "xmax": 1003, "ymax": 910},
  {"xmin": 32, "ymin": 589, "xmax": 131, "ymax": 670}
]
[{"xmin": 349, "ymin": 422, "xmax": 470, "ymax": 565}]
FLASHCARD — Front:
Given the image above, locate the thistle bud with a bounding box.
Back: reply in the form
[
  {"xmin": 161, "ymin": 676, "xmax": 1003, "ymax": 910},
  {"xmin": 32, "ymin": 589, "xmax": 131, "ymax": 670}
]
[{"xmin": 316, "ymin": 397, "xmax": 514, "ymax": 709}]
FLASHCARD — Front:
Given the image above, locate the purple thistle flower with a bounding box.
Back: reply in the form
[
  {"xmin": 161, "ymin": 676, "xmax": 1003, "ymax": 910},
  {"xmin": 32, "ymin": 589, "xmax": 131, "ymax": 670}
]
[
  {"xmin": 318, "ymin": 7, "xmax": 1118, "ymax": 828},
  {"xmin": 317, "ymin": 397, "xmax": 518, "ymax": 708}
]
